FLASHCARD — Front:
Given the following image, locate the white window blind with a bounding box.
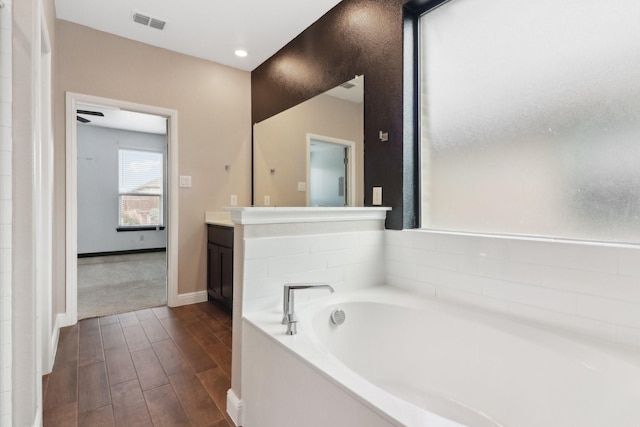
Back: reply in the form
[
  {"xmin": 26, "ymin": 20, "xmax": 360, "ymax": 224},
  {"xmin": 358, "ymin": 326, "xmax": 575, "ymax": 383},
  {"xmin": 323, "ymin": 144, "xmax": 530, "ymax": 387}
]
[{"xmin": 118, "ymin": 149, "xmax": 163, "ymax": 227}]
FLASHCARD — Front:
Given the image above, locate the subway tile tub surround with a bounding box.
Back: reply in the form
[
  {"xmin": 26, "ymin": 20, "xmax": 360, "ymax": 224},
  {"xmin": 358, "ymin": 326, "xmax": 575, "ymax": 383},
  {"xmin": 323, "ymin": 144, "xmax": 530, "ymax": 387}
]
[
  {"xmin": 0, "ymin": 1, "xmax": 11, "ymax": 425},
  {"xmin": 236, "ymin": 210, "xmax": 640, "ymax": 427},
  {"xmin": 226, "ymin": 207, "xmax": 389, "ymax": 425},
  {"xmin": 387, "ymin": 229, "xmax": 640, "ymax": 347}
]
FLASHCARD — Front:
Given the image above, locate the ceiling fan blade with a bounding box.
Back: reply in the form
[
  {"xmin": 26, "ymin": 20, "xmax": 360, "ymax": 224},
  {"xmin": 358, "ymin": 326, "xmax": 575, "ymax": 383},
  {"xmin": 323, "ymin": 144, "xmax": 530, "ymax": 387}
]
[
  {"xmin": 77, "ymin": 109, "xmax": 104, "ymax": 117},
  {"xmin": 77, "ymin": 116, "xmax": 90, "ymax": 123}
]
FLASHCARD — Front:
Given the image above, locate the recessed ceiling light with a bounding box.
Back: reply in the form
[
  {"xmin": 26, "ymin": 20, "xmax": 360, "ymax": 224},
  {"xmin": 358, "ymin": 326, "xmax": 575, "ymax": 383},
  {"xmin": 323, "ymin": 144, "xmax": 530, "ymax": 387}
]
[{"xmin": 234, "ymin": 49, "xmax": 248, "ymax": 58}]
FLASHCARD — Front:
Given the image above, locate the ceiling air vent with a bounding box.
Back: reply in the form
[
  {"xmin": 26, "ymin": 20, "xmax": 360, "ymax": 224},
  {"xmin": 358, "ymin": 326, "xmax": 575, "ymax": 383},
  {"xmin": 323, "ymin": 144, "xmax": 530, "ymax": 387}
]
[
  {"xmin": 149, "ymin": 18, "xmax": 166, "ymax": 30},
  {"xmin": 339, "ymin": 81, "xmax": 356, "ymax": 89},
  {"xmin": 132, "ymin": 12, "xmax": 166, "ymax": 30},
  {"xmin": 132, "ymin": 12, "xmax": 151, "ymax": 26}
]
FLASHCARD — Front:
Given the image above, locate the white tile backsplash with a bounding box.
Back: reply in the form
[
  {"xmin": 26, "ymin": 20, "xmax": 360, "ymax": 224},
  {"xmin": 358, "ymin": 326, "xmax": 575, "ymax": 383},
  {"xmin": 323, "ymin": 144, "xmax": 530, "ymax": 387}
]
[
  {"xmin": 416, "ymin": 265, "xmax": 482, "ymax": 295},
  {"xmin": 0, "ymin": 53, "xmax": 9, "ymax": 78},
  {"xmin": 0, "ymin": 367, "xmax": 8, "ymax": 393},
  {"xmin": 436, "ymin": 286, "xmax": 510, "ymax": 314},
  {"xmin": 507, "ymin": 239, "xmax": 618, "ymax": 273},
  {"xmin": 243, "ymin": 258, "xmax": 269, "ymax": 281},
  {"xmin": 461, "ymin": 256, "xmax": 541, "ymax": 285},
  {"xmin": 268, "ymin": 252, "xmax": 328, "ymax": 277},
  {"xmin": 385, "ymin": 260, "xmax": 417, "ymax": 281},
  {"xmin": 0, "ymin": 105, "xmax": 9, "ymax": 130},
  {"xmin": 540, "ymin": 265, "xmax": 640, "ymax": 303},
  {"xmin": 437, "ymin": 232, "xmax": 509, "ymax": 259},
  {"xmin": 483, "ymin": 278, "xmax": 576, "ymax": 314},
  {"xmin": 402, "ymin": 247, "xmax": 459, "ymax": 270},
  {"xmin": 358, "ymin": 230, "xmax": 385, "ymax": 247},
  {"xmin": 0, "ymin": 77, "xmax": 10, "ymax": 103},
  {"xmin": 242, "ymin": 226, "xmax": 386, "ymax": 313},
  {"xmin": 309, "ymin": 233, "xmax": 359, "ymax": 253},
  {"xmin": 0, "ymin": 129, "xmax": 9, "ymax": 155},
  {"xmin": 616, "ymin": 247, "xmax": 640, "ymax": 278},
  {"xmin": 0, "ymin": 296, "xmax": 8, "ymax": 321},
  {"xmin": 244, "ymin": 236, "xmax": 310, "ymax": 259},
  {"xmin": 287, "ymin": 266, "xmax": 345, "ymax": 287},
  {"xmin": 239, "ymin": 216, "xmax": 640, "ymax": 348},
  {"xmin": 388, "ymin": 229, "xmax": 640, "ymax": 347},
  {"xmin": 0, "ymin": 0, "xmax": 10, "ymax": 418}
]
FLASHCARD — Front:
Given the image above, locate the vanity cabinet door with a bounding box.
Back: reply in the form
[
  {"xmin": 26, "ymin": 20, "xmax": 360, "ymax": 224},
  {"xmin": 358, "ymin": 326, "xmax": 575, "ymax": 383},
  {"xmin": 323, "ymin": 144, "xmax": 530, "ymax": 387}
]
[
  {"xmin": 207, "ymin": 242, "xmax": 221, "ymax": 300},
  {"xmin": 206, "ymin": 224, "xmax": 233, "ymax": 312},
  {"xmin": 220, "ymin": 246, "xmax": 233, "ymax": 302}
]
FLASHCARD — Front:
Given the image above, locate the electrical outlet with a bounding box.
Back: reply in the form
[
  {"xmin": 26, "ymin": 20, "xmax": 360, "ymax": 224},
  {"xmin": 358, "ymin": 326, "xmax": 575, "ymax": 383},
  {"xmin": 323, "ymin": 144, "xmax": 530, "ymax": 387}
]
[
  {"xmin": 139, "ymin": 235, "xmax": 144, "ymax": 241},
  {"xmin": 264, "ymin": 195, "xmax": 271, "ymax": 206},
  {"xmin": 297, "ymin": 182, "xmax": 306, "ymax": 192},
  {"xmin": 230, "ymin": 194, "xmax": 238, "ymax": 206},
  {"xmin": 372, "ymin": 187, "xmax": 382, "ymax": 205}
]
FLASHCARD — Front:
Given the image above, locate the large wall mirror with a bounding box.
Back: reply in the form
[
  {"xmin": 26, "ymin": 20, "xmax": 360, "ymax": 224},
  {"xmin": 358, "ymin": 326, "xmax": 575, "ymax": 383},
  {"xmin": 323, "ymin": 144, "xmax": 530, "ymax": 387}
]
[{"xmin": 253, "ymin": 76, "xmax": 364, "ymax": 207}]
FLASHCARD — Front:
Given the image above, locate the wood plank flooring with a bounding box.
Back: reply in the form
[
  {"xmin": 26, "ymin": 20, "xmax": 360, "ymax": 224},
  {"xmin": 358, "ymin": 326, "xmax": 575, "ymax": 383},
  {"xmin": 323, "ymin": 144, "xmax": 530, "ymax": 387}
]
[{"xmin": 43, "ymin": 303, "xmax": 234, "ymax": 427}]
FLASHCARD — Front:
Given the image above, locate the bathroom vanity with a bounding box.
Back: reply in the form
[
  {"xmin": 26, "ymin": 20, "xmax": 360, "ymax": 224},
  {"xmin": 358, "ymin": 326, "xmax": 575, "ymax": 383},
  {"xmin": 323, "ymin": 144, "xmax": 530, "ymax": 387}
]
[{"xmin": 205, "ymin": 213, "xmax": 234, "ymax": 311}]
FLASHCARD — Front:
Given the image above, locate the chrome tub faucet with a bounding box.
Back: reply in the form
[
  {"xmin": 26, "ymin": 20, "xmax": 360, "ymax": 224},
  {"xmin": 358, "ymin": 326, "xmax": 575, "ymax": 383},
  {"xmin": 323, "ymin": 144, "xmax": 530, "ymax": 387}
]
[{"xmin": 282, "ymin": 283, "xmax": 334, "ymax": 335}]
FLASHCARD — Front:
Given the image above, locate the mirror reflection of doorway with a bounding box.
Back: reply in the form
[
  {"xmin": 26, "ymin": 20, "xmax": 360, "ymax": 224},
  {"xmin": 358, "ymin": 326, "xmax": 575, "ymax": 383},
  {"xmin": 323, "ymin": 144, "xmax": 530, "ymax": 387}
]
[
  {"xmin": 76, "ymin": 104, "xmax": 169, "ymax": 319},
  {"xmin": 307, "ymin": 136, "xmax": 355, "ymax": 207}
]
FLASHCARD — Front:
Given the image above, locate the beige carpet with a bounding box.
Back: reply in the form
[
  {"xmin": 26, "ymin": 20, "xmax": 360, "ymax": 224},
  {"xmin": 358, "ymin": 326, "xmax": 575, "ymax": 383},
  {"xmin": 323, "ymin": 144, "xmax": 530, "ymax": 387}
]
[{"xmin": 77, "ymin": 251, "xmax": 168, "ymax": 319}]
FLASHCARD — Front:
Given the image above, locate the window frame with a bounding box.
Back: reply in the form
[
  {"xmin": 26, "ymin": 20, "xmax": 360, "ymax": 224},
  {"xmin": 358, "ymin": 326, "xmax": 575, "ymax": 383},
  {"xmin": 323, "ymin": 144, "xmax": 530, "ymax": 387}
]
[
  {"xmin": 403, "ymin": 0, "xmax": 450, "ymax": 230},
  {"xmin": 408, "ymin": 0, "xmax": 640, "ymax": 245}
]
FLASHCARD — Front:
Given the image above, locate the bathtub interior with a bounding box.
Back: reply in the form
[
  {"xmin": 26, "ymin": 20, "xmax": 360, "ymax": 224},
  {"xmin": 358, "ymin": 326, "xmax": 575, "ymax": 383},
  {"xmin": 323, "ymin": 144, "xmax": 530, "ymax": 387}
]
[{"xmin": 297, "ymin": 288, "xmax": 640, "ymax": 427}]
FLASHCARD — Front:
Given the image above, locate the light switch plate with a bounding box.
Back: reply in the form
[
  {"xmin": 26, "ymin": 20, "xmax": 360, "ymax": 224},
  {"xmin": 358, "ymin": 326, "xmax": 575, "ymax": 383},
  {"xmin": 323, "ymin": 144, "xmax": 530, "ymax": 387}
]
[
  {"xmin": 372, "ymin": 187, "xmax": 382, "ymax": 205},
  {"xmin": 297, "ymin": 182, "xmax": 306, "ymax": 192},
  {"xmin": 230, "ymin": 195, "xmax": 237, "ymax": 206},
  {"xmin": 179, "ymin": 175, "xmax": 192, "ymax": 188}
]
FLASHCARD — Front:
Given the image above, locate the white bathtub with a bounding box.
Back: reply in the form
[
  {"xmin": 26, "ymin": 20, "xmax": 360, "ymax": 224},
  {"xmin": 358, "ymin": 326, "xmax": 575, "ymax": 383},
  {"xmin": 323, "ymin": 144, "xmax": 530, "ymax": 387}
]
[{"xmin": 241, "ymin": 287, "xmax": 640, "ymax": 426}]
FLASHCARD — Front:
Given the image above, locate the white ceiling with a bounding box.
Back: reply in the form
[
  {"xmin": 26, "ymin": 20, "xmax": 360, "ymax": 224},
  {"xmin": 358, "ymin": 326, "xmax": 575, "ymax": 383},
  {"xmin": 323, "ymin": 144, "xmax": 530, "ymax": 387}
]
[
  {"xmin": 77, "ymin": 103, "xmax": 167, "ymax": 134},
  {"xmin": 54, "ymin": 0, "xmax": 343, "ymax": 71}
]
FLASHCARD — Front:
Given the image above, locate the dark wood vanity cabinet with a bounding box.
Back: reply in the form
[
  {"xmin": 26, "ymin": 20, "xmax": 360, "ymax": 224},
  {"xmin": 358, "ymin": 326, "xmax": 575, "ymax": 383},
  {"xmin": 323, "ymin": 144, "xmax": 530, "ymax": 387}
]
[{"xmin": 207, "ymin": 224, "xmax": 233, "ymax": 311}]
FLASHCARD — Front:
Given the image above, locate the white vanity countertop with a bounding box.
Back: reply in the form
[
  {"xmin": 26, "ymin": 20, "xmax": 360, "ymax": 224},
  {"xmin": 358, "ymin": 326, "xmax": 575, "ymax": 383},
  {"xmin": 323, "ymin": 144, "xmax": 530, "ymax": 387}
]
[
  {"xmin": 224, "ymin": 206, "xmax": 391, "ymax": 225},
  {"xmin": 205, "ymin": 211, "xmax": 233, "ymax": 227}
]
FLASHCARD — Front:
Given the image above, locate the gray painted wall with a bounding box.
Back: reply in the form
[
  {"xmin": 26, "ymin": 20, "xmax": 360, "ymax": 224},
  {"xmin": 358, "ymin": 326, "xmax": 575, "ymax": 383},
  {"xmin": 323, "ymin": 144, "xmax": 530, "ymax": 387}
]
[{"xmin": 77, "ymin": 125, "xmax": 167, "ymax": 254}]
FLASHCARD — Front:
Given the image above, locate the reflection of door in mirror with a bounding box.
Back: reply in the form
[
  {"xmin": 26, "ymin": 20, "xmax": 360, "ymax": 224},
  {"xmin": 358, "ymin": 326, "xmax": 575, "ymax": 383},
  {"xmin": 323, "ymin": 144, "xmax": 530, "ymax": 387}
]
[
  {"xmin": 253, "ymin": 76, "xmax": 364, "ymax": 207},
  {"xmin": 308, "ymin": 136, "xmax": 355, "ymax": 206}
]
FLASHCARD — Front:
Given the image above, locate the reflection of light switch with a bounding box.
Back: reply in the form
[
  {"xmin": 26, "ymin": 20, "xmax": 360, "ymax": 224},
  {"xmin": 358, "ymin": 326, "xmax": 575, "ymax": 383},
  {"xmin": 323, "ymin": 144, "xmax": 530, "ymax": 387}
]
[
  {"xmin": 373, "ymin": 187, "xmax": 382, "ymax": 205},
  {"xmin": 297, "ymin": 182, "xmax": 306, "ymax": 192},
  {"xmin": 230, "ymin": 195, "xmax": 237, "ymax": 206},
  {"xmin": 179, "ymin": 176, "xmax": 192, "ymax": 187},
  {"xmin": 264, "ymin": 195, "xmax": 270, "ymax": 206}
]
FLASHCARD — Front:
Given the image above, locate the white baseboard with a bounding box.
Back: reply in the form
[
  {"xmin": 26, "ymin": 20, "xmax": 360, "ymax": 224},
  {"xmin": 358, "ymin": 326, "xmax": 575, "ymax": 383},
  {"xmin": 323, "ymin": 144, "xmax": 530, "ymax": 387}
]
[
  {"xmin": 173, "ymin": 290, "xmax": 208, "ymax": 307},
  {"xmin": 57, "ymin": 310, "xmax": 75, "ymax": 329},
  {"xmin": 226, "ymin": 389, "xmax": 243, "ymax": 426},
  {"xmin": 44, "ymin": 314, "xmax": 64, "ymax": 374},
  {"xmin": 32, "ymin": 406, "xmax": 42, "ymax": 427}
]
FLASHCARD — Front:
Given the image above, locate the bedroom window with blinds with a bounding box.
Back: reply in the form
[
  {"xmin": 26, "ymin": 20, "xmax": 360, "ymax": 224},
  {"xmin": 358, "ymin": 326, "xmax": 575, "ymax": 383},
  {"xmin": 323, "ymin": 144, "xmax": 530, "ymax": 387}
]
[
  {"xmin": 419, "ymin": 0, "xmax": 640, "ymax": 243},
  {"xmin": 118, "ymin": 149, "xmax": 163, "ymax": 227}
]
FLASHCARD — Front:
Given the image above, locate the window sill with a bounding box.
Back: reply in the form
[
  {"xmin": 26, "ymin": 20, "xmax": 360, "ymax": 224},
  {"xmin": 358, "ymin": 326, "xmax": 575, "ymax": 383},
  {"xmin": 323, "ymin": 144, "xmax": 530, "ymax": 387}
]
[{"xmin": 117, "ymin": 226, "xmax": 165, "ymax": 232}]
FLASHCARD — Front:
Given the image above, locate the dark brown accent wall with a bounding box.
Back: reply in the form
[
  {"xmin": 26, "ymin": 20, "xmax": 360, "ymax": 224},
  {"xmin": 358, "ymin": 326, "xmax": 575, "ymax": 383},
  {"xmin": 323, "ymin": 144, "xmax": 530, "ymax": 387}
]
[{"xmin": 251, "ymin": 0, "xmax": 415, "ymax": 229}]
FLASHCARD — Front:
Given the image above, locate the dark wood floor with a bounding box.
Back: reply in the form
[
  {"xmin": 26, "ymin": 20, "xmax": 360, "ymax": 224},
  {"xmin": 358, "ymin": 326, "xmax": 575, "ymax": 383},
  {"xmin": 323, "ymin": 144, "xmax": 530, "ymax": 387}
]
[{"xmin": 42, "ymin": 302, "xmax": 234, "ymax": 427}]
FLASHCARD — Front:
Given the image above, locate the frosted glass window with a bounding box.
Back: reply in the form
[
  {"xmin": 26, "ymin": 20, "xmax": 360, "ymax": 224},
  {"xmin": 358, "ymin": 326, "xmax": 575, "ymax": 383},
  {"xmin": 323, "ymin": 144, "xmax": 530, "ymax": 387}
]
[
  {"xmin": 419, "ymin": 0, "xmax": 640, "ymax": 243},
  {"xmin": 118, "ymin": 149, "xmax": 163, "ymax": 227}
]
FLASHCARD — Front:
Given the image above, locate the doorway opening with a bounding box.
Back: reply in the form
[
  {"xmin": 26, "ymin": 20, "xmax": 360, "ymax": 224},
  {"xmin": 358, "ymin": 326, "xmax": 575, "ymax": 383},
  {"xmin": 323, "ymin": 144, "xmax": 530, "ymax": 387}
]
[
  {"xmin": 306, "ymin": 134, "xmax": 356, "ymax": 207},
  {"xmin": 65, "ymin": 93, "xmax": 179, "ymax": 326}
]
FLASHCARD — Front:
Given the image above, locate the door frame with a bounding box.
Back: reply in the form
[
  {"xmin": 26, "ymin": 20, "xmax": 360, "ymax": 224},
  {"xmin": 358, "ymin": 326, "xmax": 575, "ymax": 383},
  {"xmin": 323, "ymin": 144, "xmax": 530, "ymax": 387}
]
[
  {"xmin": 305, "ymin": 133, "xmax": 356, "ymax": 206},
  {"xmin": 64, "ymin": 92, "xmax": 179, "ymax": 326}
]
